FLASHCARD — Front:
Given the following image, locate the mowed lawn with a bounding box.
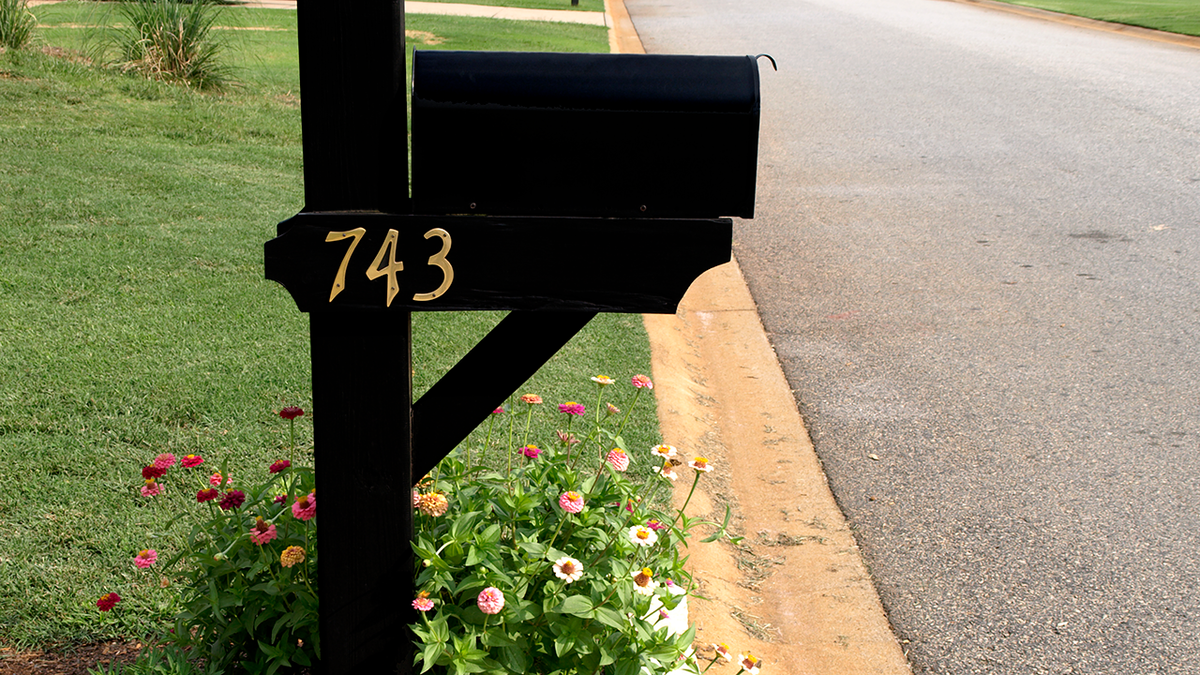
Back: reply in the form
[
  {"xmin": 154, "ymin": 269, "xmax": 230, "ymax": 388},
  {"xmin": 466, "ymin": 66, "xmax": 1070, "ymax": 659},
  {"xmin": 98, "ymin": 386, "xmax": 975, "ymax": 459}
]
[
  {"xmin": 0, "ymin": 4, "xmax": 665, "ymax": 649},
  {"xmin": 999, "ymin": 0, "xmax": 1200, "ymax": 36}
]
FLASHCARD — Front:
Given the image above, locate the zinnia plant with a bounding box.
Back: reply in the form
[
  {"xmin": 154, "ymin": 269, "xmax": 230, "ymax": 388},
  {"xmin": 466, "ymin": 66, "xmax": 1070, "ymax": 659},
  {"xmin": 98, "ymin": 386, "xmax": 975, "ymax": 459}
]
[{"xmin": 410, "ymin": 375, "xmax": 740, "ymax": 675}]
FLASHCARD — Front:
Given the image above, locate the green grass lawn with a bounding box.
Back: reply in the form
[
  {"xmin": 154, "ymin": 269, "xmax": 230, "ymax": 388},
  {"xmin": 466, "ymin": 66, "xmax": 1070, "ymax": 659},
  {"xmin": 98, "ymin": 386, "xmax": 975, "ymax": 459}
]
[
  {"xmin": 998, "ymin": 0, "xmax": 1200, "ymax": 36},
  {"xmin": 0, "ymin": 3, "xmax": 662, "ymax": 650},
  {"xmin": 413, "ymin": 0, "xmax": 605, "ymax": 13}
]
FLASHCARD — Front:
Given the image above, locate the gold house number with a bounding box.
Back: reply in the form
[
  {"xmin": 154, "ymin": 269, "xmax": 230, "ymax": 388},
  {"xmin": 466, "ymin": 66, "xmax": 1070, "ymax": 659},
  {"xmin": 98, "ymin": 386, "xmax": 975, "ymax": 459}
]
[{"xmin": 325, "ymin": 227, "xmax": 454, "ymax": 306}]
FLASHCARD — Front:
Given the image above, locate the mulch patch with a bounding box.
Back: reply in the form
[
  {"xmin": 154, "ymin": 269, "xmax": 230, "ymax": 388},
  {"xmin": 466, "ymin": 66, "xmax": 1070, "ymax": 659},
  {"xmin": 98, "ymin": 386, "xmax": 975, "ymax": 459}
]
[{"xmin": 0, "ymin": 641, "xmax": 142, "ymax": 675}]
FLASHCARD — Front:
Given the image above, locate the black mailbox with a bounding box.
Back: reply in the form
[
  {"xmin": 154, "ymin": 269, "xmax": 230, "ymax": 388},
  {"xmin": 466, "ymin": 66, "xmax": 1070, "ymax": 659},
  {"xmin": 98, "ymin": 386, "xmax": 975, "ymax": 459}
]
[{"xmin": 411, "ymin": 51, "xmax": 761, "ymax": 219}]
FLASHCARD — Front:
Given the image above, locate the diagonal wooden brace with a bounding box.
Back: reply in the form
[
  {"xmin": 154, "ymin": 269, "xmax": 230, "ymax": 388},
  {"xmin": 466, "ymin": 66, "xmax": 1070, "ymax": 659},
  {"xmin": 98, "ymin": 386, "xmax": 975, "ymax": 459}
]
[{"xmin": 411, "ymin": 310, "xmax": 597, "ymax": 480}]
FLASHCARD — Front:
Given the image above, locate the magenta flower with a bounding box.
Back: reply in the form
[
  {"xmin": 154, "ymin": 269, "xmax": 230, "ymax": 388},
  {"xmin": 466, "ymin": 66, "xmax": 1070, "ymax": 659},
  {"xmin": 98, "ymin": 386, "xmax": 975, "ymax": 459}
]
[
  {"xmin": 279, "ymin": 406, "xmax": 304, "ymax": 420},
  {"xmin": 141, "ymin": 480, "xmax": 161, "ymax": 497},
  {"xmin": 413, "ymin": 592, "xmax": 435, "ymax": 612},
  {"xmin": 196, "ymin": 488, "xmax": 218, "ymax": 503},
  {"xmin": 274, "ymin": 494, "xmax": 288, "ymax": 505},
  {"xmin": 647, "ymin": 519, "xmax": 666, "ymax": 530},
  {"xmin": 492, "ymin": 407, "xmax": 505, "ymax": 414},
  {"xmin": 631, "ymin": 374, "xmax": 653, "ymax": 389},
  {"xmin": 606, "ymin": 448, "xmax": 629, "ymax": 472},
  {"xmin": 250, "ymin": 518, "xmax": 278, "ymax": 545},
  {"xmin": 558, "ymin": 402, "xmax": 585, "ymax": 416},
  {"xmin": 181, "ymin": 454, "xmax": 204, "ymax": 468},
  {"xmin": 269, "ymin": 459, "xmax": 291, "ymax": 474},
  {"xmin": 153, "ymin": 453, "xmax": 176, "ymax": 470},
  {"xmin": 142, "ymin": 465, "xmax": 166, "ymax": 480},
  {"xmin": 520, "ymin": 445, "xmax": 542, "ymax": 459},
  {"xmin": 96, "ymin": 592, "xmax": 121, "ymax": 612},
  {"xmin": 477, "ymin": 587, "xmax": 505, "ymax": 615},
  {"xmin": 219, "ymin": 490, "xmax": 246, "ymax": 511},
  {"xmin": 133, "ymin": 549, "xmax": 157, "ymax": 568},
  {"xmin": 292, "ymin": 492, "xmax": 316, "ymax": 520},
  {"xmin": 559, "ymin": 491, "xmax": 585, "ymax": 514}
]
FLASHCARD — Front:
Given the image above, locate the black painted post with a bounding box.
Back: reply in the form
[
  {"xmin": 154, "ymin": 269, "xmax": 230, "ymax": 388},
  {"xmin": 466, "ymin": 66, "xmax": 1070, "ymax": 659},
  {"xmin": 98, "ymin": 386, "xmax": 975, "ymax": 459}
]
[{"xmin": 295, "ymin": 0, "xmax": 412, "ymax": 672}]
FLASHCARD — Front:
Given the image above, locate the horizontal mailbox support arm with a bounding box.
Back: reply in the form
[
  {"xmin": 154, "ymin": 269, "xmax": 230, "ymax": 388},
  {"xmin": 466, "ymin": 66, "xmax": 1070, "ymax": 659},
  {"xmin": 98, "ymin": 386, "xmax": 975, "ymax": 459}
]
[
  {"xmin": 265, "ymin": 212, "xmax": 732, "ymax": 314},
  {"xmin": 411, "ymin": 310, "xmax": 596, "ymax": 480}
]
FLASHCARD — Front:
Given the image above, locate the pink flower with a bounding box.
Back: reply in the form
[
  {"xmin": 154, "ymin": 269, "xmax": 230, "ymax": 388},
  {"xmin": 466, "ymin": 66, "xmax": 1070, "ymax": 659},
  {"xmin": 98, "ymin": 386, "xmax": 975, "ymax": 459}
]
[
  {"xmin": 606, "ymin": 403, "xmax": 620, "ymax": 416},
  {"xmin": 558, "ymin": 402, "xmax": 585, "ymax": 416},
  {"xmin": 520, "ymin": 445, "xmax": 542, "ymax": 459},
  {"xmin": 624, "ymin": 498, "xmax": 641, "ymax": 513},
  {"xmin": 477, "ymin": 587, "xmax": 505, "ymax": 615},
  {"xmin": 196, "ymin": 488, "xmax": 218, "ymax": 503},
  {"xmin": 519, "ymin": 394, "xmax": 542, "ymax": 405},
  {"xmin": 141, "ymin": 465, "xmax": 165, "ymax": 480},
  {"xmin": 631, "ymin": 374, "xmax": 653, "ymax": 389},
  {"xmin": 269, "ymin": 459, "xmax": 291, "ymax": 474},
  {"xmin": 153, "ymin": 453, "xmax": 176, "ymax": 470},
  {"xmin": 133, "ymin": 549, "xmax": 157, "ymax": 568},
  {"xmin": 557, "ymin": 430, "xmax": 580, "ymax": 446},
  {"xmin": 492, "ymin": 407, "xmax": 505, "ymax": 414},
  {"xmin": 279, "ymin": 406, "xmax": 304, "ymax": 420},
  {"xmin": 559, "ymin": 491, "xmax": 585, "ymax": 513},
  {"xmin": 219, "ymin": 490, "xmax": 246, "ymax": 511},
  {"xmin": 96, "ymin": 592, "xmax": 121, "ymax": 612},
  {"xmin": 250, "ymin": 517, "xmax": 278, "ymax": 545},
  {"xmin": 209, "ymin": 472, "xmax": 231, "ymax": 488},
  {"xmin": 647, "ymin": 519, "xmax": 666, "ymax": 530},
  {"xmin": 413, "ymin": 591, "xmax": 435, "ymax": 612},
  {"xmin": 292, "ymin": 492, "xmax": 316, "ymax": 520},
  {"xmin": 605, "ymin": 448, "xmax": 629, "ymax": 472},
  {"xmin": 141, "ymin": 480, "xmax": 161, "ymax": 497},
  {"xmin": 181, "ymin": 454, "xmax": 203, "ymax": 468}
]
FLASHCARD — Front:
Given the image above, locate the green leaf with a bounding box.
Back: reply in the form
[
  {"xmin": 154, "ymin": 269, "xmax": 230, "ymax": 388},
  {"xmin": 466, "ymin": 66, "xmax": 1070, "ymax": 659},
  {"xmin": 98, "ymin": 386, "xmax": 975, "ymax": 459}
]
[
  {"xmin": 593, "ymin": 606, "xmax": 627, "ymax": 631},
  {"xmin": 478, "ymin": 523, "xmax": 501, "ymax": 545},
  {"xmin": 614, "ymin": 657, "xmax": 641, "ymax": 675},
  {"xmin": 450, "ymin": 511, "xmax": 484, "ymax": 542},
  {"xmin": 554, "ymin": 632, "xmax": 575, "ymax": 658},
  {"xmin": 465, "ymin": 545, "xmax": 483, "ymax": 566},
  {"xmin": 500, "ymin": 646, "xmax": 528, "ymax": 673},
  {"xmin": 557, "ymin": 595, "xmax": 594, "ymax": 617}
]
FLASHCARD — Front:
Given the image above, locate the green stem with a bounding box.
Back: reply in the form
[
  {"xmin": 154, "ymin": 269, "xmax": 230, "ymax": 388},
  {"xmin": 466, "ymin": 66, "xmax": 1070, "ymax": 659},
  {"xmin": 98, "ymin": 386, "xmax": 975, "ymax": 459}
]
[
  {"xmin": 522, "ymin": 404, "xmax": 534, "ymax": 448},
  {"xmin": 614, "ymin": 388, "xmax": 642, "ymax": 439},
  {"xmin": 670, "ymin": 471, "xmax": 703, "ymax": 530}
]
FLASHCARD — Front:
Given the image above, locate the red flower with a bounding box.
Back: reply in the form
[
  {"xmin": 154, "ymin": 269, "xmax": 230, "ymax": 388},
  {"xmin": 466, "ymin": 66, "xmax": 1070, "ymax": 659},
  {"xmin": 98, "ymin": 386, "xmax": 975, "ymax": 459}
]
[
  {"xmin": 142, "ymin": 465, "xmax": 166, "ymax": 480},
  {"xmin": 96, "ymin": 592, "xmax": 121, "ymax": 611},
  {"xmin": 197, "ymin": 488, "xmax": 219, "ymax": 503},
  {"xmin": 218, "ymin": 490, "xmax": 246, "ymax": 511},
  {"xmin": 181, "ymin": 454, "xmax": 204, "ymax": 468},
  {"xmin": 269, "ymin": 459, "xmax": 291, "ymax": 474},
  {"xmin": 279, "ymin": 406, "xmax": 305, "ymax": 420}
]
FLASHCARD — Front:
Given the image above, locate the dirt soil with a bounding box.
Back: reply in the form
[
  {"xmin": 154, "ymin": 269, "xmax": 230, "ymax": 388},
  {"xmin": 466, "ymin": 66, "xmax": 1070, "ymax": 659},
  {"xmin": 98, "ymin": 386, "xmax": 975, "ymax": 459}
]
[
  {"xmin": 645, "ymin": 261, "xmax": 912, "ymax": 675},
  {"xmin": 0, "ymin": 641, "xmax": 142, "ymax": 675}
]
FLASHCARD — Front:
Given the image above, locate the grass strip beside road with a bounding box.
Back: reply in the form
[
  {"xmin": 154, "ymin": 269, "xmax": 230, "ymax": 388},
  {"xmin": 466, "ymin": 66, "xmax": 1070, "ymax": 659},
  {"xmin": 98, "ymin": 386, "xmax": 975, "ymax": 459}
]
[
  {"xmin": 997, "ymin": 0, "xmax": 1200, "ymax": 36},
  {"xmin": 0, "ymin": 6, "xmax": 657, "ymax": 648},
  {"xmin": 413, "ymin": 0, "xmax": 605, "ymax": 13}
]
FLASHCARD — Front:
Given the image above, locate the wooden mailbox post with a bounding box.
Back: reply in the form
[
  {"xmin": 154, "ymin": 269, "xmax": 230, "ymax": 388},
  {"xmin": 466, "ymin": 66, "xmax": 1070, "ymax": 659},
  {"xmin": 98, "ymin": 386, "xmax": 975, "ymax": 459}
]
[{"xmin": 267, "ymin": 1, "xmax": 760, "ymax": 672}]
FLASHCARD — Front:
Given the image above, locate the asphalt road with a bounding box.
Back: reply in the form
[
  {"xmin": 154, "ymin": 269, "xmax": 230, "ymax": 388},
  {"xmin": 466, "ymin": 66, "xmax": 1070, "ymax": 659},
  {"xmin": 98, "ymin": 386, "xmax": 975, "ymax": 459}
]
[{"xmin": 622, "ymin": 0, "xmax": 1200, "ymax": 672}]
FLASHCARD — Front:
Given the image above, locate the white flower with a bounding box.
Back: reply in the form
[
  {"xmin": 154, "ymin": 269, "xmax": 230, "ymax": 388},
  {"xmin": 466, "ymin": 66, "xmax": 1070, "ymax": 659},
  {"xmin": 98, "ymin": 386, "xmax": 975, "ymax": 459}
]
[
  {"xmin": 652, "ymin": 463, "xmax": 678, "ymax": 481},
  {"xmin": 688, "ymin": 457, "xmax": 713, "ymax": 473},
  {"xmin": 591, "ymin": 375, "xmax": 615, "ymax": 386},
  {"xmin": 629, "ymin": 525, "xmax": 659, "ymax": 547},
  {"xmin": 737, "ymin": 654, "xmax": 762, "ymax": 675},
  {"xmin": 650, "ymin": 443, "xmax": 677, "ymax": 459},
  {"xmin": 553, "ymin": 556, "xmax": 584, "ymax": 583},
  {"xmin": 631, "ymin": 567, "xmax": 659, "ymax": 596}
]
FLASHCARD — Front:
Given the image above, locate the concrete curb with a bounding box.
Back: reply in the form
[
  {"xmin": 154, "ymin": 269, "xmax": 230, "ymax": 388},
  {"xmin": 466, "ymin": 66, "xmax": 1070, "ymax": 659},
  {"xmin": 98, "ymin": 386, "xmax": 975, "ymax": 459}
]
[{"xmin": 944, "ymin": 0, "xmax": 1200, "ymax": 50}]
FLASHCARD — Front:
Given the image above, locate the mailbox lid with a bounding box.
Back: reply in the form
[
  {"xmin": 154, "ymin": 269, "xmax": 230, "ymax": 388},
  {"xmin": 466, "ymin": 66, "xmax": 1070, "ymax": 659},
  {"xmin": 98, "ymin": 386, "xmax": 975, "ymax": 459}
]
[{"xmin": 411, "ymin": 51, "xmax": 760, "ymax": 219}]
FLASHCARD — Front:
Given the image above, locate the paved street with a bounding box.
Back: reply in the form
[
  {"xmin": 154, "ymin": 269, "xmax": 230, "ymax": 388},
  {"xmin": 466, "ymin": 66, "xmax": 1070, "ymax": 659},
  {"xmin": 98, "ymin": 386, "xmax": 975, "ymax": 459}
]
[{"xmin": 623, "ymin": 0, "xmax": 1200, "ymax": 672}]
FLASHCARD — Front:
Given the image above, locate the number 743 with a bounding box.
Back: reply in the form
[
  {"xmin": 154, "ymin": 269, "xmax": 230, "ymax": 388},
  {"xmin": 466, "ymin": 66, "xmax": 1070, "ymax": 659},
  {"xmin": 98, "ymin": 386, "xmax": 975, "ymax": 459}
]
[{"xmin": 324, "ymin": 227, "xmax": 454, "ymax": 306}]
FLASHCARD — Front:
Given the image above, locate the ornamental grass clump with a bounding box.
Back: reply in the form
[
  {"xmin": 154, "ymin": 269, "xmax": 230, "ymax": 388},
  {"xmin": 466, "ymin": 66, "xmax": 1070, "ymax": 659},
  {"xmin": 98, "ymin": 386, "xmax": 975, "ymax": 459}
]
[
  {"xmin": 113, "ymin": 0, "xmax": 230, "ymax": 90},
  {"xmin": 0, "ymin": 0, "xmax": 36, "ymax": 50},
  {"xmin": 410, "ymin": 374, "xmax": 743, "ymax": 675}
]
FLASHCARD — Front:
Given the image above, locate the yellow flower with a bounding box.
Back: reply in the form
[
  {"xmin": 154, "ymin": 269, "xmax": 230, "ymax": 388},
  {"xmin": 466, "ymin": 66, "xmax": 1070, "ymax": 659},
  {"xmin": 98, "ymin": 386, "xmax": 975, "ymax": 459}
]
[{"xmin": 280, "ymin": 546, "xmax": 306, "ymax": 568}]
